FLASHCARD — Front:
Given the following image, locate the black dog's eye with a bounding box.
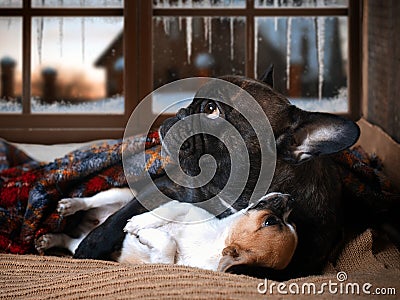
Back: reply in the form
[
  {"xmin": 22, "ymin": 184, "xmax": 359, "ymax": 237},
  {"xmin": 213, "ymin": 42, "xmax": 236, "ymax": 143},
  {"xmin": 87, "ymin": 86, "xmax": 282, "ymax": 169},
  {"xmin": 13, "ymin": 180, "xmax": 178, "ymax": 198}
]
[
  {"xmin": 203, "ymin": 101, "xmax": 220, "ymax": 119},
  {"xmin": 263, "ymin": 216, "xmax": 280, "ymax": 227}
]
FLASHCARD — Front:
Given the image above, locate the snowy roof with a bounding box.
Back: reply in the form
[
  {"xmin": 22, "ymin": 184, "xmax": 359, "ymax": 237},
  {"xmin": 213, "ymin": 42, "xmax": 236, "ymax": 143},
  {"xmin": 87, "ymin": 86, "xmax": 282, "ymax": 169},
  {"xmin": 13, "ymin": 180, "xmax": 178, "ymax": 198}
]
[
  {"xmin": 42, "ymin": 67, "xmax": 57, "ymax": 75},
  {"xmin": 0, "ymin": 56, "xmax": 16, "ymax": 66},
  {"xmin": 94, "ymin": 31, "xmax": 123, "ymax": 67}
]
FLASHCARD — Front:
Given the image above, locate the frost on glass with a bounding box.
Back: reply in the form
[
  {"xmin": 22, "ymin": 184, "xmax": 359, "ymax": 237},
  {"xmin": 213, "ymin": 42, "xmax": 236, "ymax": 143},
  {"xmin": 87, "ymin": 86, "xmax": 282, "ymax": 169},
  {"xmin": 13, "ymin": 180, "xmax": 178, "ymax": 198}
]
[
  {"xmin": 0, "ymin": 0, "xmax": 22, "ymax": 8},
  {"xmin": 30, "ymin": 96, "xmax": 124, "ymax": 114},
  {"xmin": 31, "ymin": 17, "xmax": 124, "ymax": 114},
  {"xmin": 255, "ymin": 0, "xmax": 347, "ymax": 8},
  {"xmin": 32, "ymin": 0, "xmax": 123, "ymax": 8},
  {"xmin": 255, "ymin": 17, "xmax": 348, "ymax": 113},
  {"xmin": 152, "ymin": 16, "xmax": 245, "ymax": 114},
  {"xmin": 0, "ymin": 17, "xmax": 22, "ymax": 113},
  {"xmin": 153, "ymin": 0, "xmax": 246, "ymax": 9},
  {"xmin": 0, "ymin": 0, "xmax": 22, "ymax": 7}
]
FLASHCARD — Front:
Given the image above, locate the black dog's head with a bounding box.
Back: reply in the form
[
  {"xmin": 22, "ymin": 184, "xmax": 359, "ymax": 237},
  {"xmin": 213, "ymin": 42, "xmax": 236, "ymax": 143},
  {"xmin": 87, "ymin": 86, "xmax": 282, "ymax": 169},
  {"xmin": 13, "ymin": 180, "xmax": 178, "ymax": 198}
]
[
  {"xmin": 159, "ymin": 69, "xmax": 359, "ymax": 214},
  {"xmin": 159, "ymin": 79, "xmax": 268, "ymax": 211}
]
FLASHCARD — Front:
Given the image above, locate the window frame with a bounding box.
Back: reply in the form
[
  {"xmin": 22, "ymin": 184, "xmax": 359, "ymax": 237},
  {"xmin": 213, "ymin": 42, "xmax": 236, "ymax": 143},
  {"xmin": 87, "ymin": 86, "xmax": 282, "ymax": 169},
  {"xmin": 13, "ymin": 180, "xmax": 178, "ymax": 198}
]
[
  {"xmin": 0, "ymin": 0, "xmax": 361, "ymax": 144},
  {"xmin": 0, "ymin": 1, "xmax": 137, "ymax": 143}
]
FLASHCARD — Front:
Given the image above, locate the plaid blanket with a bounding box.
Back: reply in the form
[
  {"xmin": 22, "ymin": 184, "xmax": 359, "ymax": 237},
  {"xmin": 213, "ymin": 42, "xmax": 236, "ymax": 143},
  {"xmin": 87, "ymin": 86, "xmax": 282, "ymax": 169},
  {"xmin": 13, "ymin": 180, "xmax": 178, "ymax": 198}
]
[
  {"xmin": 0, "ymin": 135, "xmax": 398, "ymax": 255},
  {"xmin": 0, "ymin": 132, "xmax": 167, "ymax": 254},
  {"xmin": 334, "ymin": 146, "xmax": 399, "ymax": 205}
]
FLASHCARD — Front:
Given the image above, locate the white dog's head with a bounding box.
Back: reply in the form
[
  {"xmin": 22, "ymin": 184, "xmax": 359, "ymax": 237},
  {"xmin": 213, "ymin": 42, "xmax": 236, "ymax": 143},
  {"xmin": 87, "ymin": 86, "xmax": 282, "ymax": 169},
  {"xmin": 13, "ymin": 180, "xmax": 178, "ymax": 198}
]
[{"xmin": 218, "ymin": 193, "xmax": 297, "ymax": 272}]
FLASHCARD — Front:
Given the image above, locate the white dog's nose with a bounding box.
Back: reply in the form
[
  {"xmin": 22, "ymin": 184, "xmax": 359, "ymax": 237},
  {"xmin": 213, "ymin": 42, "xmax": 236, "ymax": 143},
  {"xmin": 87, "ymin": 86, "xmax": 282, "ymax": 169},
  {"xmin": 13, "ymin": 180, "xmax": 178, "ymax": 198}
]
[{"xmin": 249, "ymin": 192, "xmax": 295, "ymax": 214}]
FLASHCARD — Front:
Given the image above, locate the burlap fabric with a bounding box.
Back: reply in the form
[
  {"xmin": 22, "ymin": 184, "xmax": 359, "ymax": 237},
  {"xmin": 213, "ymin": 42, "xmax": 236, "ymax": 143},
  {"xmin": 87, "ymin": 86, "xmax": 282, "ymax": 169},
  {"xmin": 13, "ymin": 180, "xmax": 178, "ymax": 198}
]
[{"xmin": 0, "ymin": 229, "xmax": 399, "ymax": 299}]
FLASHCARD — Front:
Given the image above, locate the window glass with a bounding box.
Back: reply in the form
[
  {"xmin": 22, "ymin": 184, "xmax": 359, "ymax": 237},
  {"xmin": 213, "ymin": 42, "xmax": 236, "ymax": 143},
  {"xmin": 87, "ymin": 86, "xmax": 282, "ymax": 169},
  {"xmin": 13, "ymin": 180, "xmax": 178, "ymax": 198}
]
[
  {"xmin": 32, "ymin": 0, "xmax": 124, "ymax": 8},
  {"xmin": 0, "ymin": 17, "xmax": 22, "ymax": 113},
  {"xmin": 0, "ymin": 0, "xmax": 22, "ymax": 8},
  {"xmin": 153, "ymin": 0, "xmax": 246, "ymax": 9},
  {"xmin": 31, "ymin": 17, "xmax": 124, "ymax": 114},
  {"xmin": 256, "ymin": 16, "xmax": 348, "ymax": 113},
  {"xmin": 255, "ymin": 0, "xmax": 347, "ymax": 8},
  {"xmin": 152, "ymin": 16, "xmax": 246, "ymax": 114}
]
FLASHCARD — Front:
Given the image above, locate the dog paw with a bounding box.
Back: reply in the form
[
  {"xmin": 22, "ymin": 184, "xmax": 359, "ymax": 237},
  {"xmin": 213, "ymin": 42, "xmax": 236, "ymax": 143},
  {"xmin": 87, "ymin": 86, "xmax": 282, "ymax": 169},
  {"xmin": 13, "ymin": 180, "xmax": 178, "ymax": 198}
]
[
  {"xmin": 137, "ymin": 229, "xmax": 176, "ymax": 264},
  {"xmin": 136, "ymin": 228, "xmax": 163, "ymax": 248},
  {"xmin": 57, "ymin": 198, "xmax": 85, "ymax": 216},
  {"xmin": 123, "ymin": 218, "xmax": 141, "ymax": 235},
  {"xmin": 35, "ymin": 234, "xmax": 54, "ymax": 253},
  {"xmin": 124, "ymin": 213, "xmax": 165, "ymax": 235}
]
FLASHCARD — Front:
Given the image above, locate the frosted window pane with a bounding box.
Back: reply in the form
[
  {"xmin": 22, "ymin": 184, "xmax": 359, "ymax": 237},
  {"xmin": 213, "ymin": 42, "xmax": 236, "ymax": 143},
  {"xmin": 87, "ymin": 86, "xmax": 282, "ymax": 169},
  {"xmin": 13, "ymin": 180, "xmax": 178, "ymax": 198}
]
[
  {"xmin": 0, "ymin": 17, "xmax": 22, "ymax": 114},
  {"xmin": 31, "ymin": 17, "xmax": 124, "ymax": 114},
  {"xmin": 255, "ymin": 0, "xmax": 347, "ymax": 8},
  {"xmin": 153, "ymin": 0, "xmax": 246, "ymax": 9},
  {"xmin": 32, "ymin": 0, "xmax": 123, "ymax": 8},
  {"xmin": 256, "ymin": 17, "xmax": 348, "ymax": 113},
  {"xmin": 152, "ymin": 16, "xmax": 245, "ymax": 114},
  {"xmin": 0, "ymin": 0, "xmax": 22, "ymax": 7}
]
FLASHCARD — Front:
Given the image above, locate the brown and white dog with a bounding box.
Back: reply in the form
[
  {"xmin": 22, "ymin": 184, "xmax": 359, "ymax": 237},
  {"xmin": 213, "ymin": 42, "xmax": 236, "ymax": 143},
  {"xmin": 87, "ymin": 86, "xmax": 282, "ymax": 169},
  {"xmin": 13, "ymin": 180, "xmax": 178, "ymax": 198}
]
[
  {"xmin": 120, "ymin": 192, "xmax": 297, "ymax": 271},
  {"xmin": 36, "ymin": 191, "xmax": 297, "ymax": 272}
]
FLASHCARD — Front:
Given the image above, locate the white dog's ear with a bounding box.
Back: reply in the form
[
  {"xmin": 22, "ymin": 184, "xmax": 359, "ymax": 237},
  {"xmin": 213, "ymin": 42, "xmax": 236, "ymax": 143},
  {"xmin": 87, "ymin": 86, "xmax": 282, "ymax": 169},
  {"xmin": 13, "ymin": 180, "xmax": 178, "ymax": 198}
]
[
  {"xmin": 277, "ymin": 110, "xmax": 360, "ymax": 164},
  {"xmin": 218, "ymin": 245, "xmax": 247, "ymax": 272}
]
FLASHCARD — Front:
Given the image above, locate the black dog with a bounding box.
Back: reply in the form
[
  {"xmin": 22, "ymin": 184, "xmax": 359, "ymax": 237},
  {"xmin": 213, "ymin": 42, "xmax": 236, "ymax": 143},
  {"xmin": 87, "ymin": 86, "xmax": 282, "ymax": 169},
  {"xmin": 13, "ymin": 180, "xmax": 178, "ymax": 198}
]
[{"xmin": 74, "ymin": 71, "xmax": 362, "ymax": 279}]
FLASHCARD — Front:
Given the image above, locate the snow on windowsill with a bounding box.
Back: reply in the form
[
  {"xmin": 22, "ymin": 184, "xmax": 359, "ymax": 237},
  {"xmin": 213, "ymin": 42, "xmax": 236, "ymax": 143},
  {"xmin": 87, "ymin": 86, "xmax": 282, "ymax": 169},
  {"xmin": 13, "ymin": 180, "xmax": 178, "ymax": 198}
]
[
  {"xmin": 0, "ymin": 96, "xmax": 124, "ymax": 114},
  {"xmin": 0, "ymin": 94, "xmax": 347, "ymax": 115}
]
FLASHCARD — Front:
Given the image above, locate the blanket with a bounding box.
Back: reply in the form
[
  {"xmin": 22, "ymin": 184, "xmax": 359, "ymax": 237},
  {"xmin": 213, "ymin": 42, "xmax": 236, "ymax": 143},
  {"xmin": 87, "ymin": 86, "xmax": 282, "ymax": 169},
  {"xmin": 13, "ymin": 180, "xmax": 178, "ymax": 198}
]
[
  {"xmin": 0, "ymin": 136, "xmax": 398, "ymax": 255},
  {"xmin": 333, "ymin": 146, "xmax": 400, "ymax": 230},
  {"xmin": 0, "ymin": 132, "xmax": 166, "ymax": 254},
  {"xmin": 0, "ymin": 228, "xmax": 399, "ymax": 299}
]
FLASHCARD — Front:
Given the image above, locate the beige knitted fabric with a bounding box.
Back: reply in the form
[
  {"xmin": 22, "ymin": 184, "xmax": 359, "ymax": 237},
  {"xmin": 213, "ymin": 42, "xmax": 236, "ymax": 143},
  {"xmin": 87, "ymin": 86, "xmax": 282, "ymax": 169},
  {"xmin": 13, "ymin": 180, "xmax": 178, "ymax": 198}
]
[{"xmin": 1, "ymin": 229, "xmax": 399, "ymax": 299}]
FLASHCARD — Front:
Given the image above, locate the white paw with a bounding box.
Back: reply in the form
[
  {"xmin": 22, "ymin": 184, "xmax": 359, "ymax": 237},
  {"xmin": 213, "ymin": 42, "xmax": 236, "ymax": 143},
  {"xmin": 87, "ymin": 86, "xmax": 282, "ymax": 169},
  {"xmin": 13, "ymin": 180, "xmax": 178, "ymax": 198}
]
[
  {"xmin": 35, "ymin": 234, "xmax": 54, "ymax": 253},
  {"xmin": 123, "ymin": 219, "xmax": 140, "ymax": 236},
  {"xmin": 57, "ymin": 198, "xmax": 85, "ymax": 216},
  {"xmin": 137, "ymin": 228, "xmax": 176, "ymax": 264},
  {"xmin": 123, "ymin": 213, "xmax": 164, "ymax": 236},
  {"xmin": 120, "ymin": 229, "xmax": 176, "ymax": 264},
  {"xmin": 137, "ymin": 228, "xmax": 161, "ymax": 249},
  {"xmin": 138, "ymin": 229, "xmax": 173, "ymax": 248}
]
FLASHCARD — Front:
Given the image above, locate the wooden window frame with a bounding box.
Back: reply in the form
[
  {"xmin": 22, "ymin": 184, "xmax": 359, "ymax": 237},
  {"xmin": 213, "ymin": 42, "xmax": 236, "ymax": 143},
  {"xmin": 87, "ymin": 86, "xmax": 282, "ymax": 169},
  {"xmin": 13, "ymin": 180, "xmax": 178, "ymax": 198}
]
[{"xmin": 0, "ymin": 0, "xmax": 361, "ymax": 144}]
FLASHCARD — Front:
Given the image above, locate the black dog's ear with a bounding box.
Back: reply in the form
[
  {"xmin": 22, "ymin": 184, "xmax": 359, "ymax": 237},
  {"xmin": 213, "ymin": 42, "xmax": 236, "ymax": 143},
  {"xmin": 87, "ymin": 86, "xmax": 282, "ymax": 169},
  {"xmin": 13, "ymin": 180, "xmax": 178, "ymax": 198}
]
[
  {"xmin": 277, "ymin": 110, "xmax": 360, "ymax": 164},
  {"xmin": 259, "ymin": 64, "xmax": 274, "ymax": 88}
]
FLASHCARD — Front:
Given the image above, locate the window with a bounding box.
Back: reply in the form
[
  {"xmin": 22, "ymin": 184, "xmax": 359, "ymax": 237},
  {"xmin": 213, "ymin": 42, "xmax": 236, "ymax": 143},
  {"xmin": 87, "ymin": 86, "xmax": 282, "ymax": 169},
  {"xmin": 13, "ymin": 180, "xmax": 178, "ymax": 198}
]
[
  {"xmin": 0, "ymin": 0, "xmax": 360, "ymax": 143},
  {"xmin": 0, "ymin": 0, "xmax": 132, "ymax": 143},
  {"xmin": 150, "ymin": 0, "xmax": 360, "ymax": 119},
  {"xmin": 30, "ymin": 16, "xmax": 124, "ymax": 114}
]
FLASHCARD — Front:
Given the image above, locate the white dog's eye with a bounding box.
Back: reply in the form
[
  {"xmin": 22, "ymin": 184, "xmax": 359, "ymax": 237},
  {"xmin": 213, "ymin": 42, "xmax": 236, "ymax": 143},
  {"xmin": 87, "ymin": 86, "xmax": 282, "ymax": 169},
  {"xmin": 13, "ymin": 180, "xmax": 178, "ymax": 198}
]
[
  {"xmin": 263, "ymin": 216, "xmax": 280, "ymax": 227},
  {"xmin": 204, "ymin": 101, "xmax": 220, "ymax": 119}
]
